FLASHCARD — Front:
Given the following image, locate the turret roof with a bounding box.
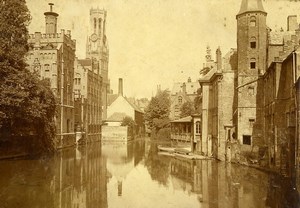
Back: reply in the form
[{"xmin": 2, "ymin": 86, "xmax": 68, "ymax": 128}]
[{"xmin": 237, "ymin": 0, "xmax": 266, "ymax": 16}]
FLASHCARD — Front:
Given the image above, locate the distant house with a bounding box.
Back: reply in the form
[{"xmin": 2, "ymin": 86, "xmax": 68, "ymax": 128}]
[
  {"xmin": 103, "ymin": 78, "xmax": 145, "ymax": 140},
  {"xmin": 170, "ymin": 77, "xmax": 200, "ymax": 120}
]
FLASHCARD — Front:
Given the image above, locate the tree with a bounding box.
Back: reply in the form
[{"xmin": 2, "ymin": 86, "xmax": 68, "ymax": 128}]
[
  {"xmin": 0, "ymin": 0, "xmax": 57, "ymax": 154},
  {"xmin": 144, "ymin": 89, "xmax": 170, "ymax": 135},
  {"xmin": 194, "ymin": 88, "xmax": 202, "ymax": 113},
  {"xmin": 144, "ymin": 90, "xmax": 171, "ymax": 138},
  {"xmin": 121, "ymin": 116, "xmax": 135, "ymax": 127},
  {"xmin": 0, "ymin": 0, "xmax": 31, "ymax": 76},
  {"xmin": 180, "ymin": 101, "xmax": 195, "ymax": 118}
]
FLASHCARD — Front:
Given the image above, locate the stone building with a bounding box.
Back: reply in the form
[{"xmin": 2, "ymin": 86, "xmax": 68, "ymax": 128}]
[
  {"xmin": 86, "ymin": 8, "xmax": 110, "ymax": 120},
  {"xmin": 170, "ymin": 77, "xmax": 200, "ymax": 120},
  {"xmin": 231, "ymin": 0, "xmax": 300, "ymax": 177},
  {"xmin": 26, "ymin": 4, "xmax": 76, "ymax": 148},
  {"xmin": 197, "ymin": 48, "xmax": 237, "ymax": 160},
  {"xmin": 74, "ymin": 57, "xmax": 102, "ymax": 142}
]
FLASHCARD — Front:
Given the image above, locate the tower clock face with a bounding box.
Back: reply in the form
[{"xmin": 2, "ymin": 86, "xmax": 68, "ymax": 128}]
[{"xmin": 91, "ymin": 33, "xmax": 98, "ymax": 42}]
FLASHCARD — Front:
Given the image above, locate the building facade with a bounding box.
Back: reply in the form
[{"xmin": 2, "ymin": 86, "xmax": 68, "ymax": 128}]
[
  {"xmin": 106, "ymin": 78, "xmax": 145, "ymax": 137},
  {"xmin": 170, "ymin": 77, "xmax": 200, "ymax": 120},
  {"xmin": 234, "ymin": 0, "xmax": 267, "ymax": 161},
  {"xmin": 26, "ymin": 4, "xmax": 76, "ymax": 148},
  {"xmin": 86, "ymin": 8, "xmax": 110, "ymax": 120},
  {"xmin": 74, "ymin": 58, "xmax": 102, "ymax": 142},
  {"xmin": 198, "ymin": 48, "xmax": 237, "ymax": 160}
]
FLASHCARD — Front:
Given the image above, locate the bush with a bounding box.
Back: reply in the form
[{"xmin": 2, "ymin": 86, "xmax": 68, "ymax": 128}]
[{"xmin": 151, "ymin": 127, "xmax": 170, "ymax": 140}]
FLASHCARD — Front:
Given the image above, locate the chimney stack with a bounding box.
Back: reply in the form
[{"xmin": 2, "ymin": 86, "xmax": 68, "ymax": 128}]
[
  {"xmin": 287, "ymin": 15, "xmax": 298, "ymax": 32},
  {"xmin": 182, "ymin": 82, "xmax": 186, "ymax": 94},
  {"xmin": 216, "ymin": 46, "xmax": 222, "ymax": 72},
  {"xmin": 118, "ymin": 78, "xmax": 123, "ymax": 96},
  {"xmin": 44, "ymin": 3, "xmax": 59, "ymax": 34}
]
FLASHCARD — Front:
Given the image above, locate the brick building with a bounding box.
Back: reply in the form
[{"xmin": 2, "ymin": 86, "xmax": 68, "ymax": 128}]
[
  {"xmin": 233, "ymin": 0, "xmax": 267, "ymax": 161},
  {"xmin": 86, "ymin": 8, "xmax": 110, "ymax": 120},
  {"xmin": 218, "ymin": 0, "xmax": 300, "ymax": 179},
  {"xmin": 26, "ymin": 4, "xmax": 76, "ymax": 148}
]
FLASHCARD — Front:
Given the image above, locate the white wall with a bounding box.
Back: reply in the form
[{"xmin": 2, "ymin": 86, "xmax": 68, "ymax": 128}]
[{"xmin": 107, "ymin": 96, "xmax": 135, "ymax": 119}]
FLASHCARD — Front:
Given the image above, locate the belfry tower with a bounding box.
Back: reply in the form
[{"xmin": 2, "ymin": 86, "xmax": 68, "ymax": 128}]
[
  {"xmin": 235, "ymin": 0, "xmax": 267, "ymax": 151},
  {"xmin": 86, "ymin": 8, "xmax": 109, "ymax": 119}
]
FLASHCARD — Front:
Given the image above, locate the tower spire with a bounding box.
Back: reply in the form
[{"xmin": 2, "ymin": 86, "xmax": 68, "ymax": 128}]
[{"xmin": 237, "ymin": 0, "xmax": 266, "ymax": 16}]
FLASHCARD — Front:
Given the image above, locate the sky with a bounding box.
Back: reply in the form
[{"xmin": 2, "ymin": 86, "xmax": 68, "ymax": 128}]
[{"xmin": 26, "ymin": 0, "xmax": 300, "ymax": 99}]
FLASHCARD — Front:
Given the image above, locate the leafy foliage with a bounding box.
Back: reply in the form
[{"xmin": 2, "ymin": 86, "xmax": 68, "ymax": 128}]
[
  {"xmin": 0, "ymin": 0, "xmax": 31, "ymax": 76},
  {"xmin": 180, "ymin": 101, "xmax": 195, "ymax": 118},
  {"xmin": 121, "ymin": 116, "xmax": 135, "ymax": 127},
  {"xmin": 0, "ymin": 0, "xmax": 57, "ymax": 154},
  {"xmin": 194, "ymin": 88, "xmax": 202, "ymax": 113},
  {"xmin": 144, "ymin": 90, "xmax": 170, "ymax": 133}
]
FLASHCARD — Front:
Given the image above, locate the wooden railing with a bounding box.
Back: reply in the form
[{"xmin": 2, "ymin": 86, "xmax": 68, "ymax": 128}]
[{"xmin": 171, "ymin": 133, "xmax": 192, "ymax": 142}]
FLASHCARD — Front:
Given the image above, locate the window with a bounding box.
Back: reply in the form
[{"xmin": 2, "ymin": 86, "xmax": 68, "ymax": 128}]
[
  {"xmin": 250, "ymin": 58, "xmax": 256, "ymax": 69},
  {"xmin": 44, "ymin": 64, "xmax": 50, "ymax": 73},
  {"xmin": 196, "ymin": 121, "xmax": 201, "ymax": 134},
  {"xmin": 250, "ymin": 37, "xmax": 256, "ymax": 49},
  {"xmin": 178, "ymin": 96, "xmax": 182, "ymax": 104},
  {"xmin": 99, "ymin": 18, "xmax": 102, "ymax": 32},
  {"xmin": 249, "ymin": 118, "xmax": 255, "ymax": 128},
  {"xmin": 250, "ymin": 16, "xmax": 256, "ymax": 27},
  {"xmin": 248, "ymin": 86, "xmax": 255, "ymax": 96},
  {"xmin": 243, "ymin": 135, "xmax": 251, "ymax": 145}
]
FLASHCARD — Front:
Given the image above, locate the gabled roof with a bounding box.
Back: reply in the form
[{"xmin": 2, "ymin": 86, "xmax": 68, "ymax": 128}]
[
  {"xmin": 170, "ymin": 91, "xmax": 192, "ymax": 103},
  {"xmin": 108, "ymin": 94, "xmax": 144, "ymax": 113},
  {"xmin": 171, "ymin": 81, "xmax": 199, "ymax": 95},
  {"xmin": 107, "ymin": 94, "xmax": 118, "ymax": 106},
  {"xmin": 124, "ymin": 97, "xmax": 143, "ymax": 113},
  {"xmin": 106, "ymin": 112, "xmax": 127, "ymax": 122},
  {"xmin": 171, "ymin": 116, "xmax": 192, "ymax": 123}
]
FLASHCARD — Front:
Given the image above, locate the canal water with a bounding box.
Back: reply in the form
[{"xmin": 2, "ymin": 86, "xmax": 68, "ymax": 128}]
[{"xmin": 0, "ymin": 138, "xmax": 299, "ymax": 208}]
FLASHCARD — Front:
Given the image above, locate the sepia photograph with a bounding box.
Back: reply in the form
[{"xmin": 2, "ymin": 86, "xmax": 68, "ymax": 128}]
[{"xmin": 0, "ymin": 0, "xmax": 300, "ymax": 207}]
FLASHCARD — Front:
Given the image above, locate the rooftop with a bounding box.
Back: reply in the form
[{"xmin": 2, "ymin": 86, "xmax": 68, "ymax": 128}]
[{"xmin": 237, "ymin": 0, "xmax": 266, "ymax": 16}]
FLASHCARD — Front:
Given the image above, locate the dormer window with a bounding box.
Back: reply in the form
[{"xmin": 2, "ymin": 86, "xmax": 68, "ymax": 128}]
[{"xmin": 250, "ymin": 16, "xmax": 256, "ymax": 27}]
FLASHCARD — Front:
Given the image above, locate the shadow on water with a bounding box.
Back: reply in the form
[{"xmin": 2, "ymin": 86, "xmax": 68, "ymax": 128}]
[{"xmin": 0, "ymin": 138, "xmax": 299, "ymax": 208}]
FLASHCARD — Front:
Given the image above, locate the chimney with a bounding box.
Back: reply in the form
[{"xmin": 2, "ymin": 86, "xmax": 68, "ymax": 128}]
[
  {"xmin": 182, "ymin": 82, "xmax": 186, "ymax": 94},
  {"xmin": 44, "ymin": 3, "xmax": 59, "ymax": 34},
  {"xmin": 287, "ymin": 15, "xmax": 298, "ymax": 32},
  {"xmin": 216, "ymin": 47, "xmax": 222, "ymax": 72},
  {"xmin": 118, "ymin": 78, "xmax": 123, "ymax": 96}
]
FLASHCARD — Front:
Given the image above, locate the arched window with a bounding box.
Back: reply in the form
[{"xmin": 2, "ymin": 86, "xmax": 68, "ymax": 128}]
[
  {"xmin": 99, "ymin": 18, "xmax": 102, "ymax": 33},
  {"xmin": 94, "ymin": 18, "xmax": 97, "ymax": 31},
  {"xmin": 44, "ymin": 64, "xmax": 50, "ymax": 73},
  {"xmin": 196, "ymin": 121, "xmax": 201, "ymax": 134},
  {"xmin": 250, "ymin": 58, "xmax": 256, "ymax": 69},
  {"xmin": 178, "ymin": 96, "xmax": 182, "ymax": 104},
  {"xmin": 250, "ymin": 37, "xmax": 256, "ymax": 49},
  {"xmin": 250, "ymin": 16, "xmax": 256, "ymax": 27}
]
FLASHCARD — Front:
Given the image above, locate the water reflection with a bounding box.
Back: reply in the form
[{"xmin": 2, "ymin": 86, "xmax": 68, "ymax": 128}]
[{"xmin": 0, "ymin": 139, "xmax": 299, "ymax": 208}]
